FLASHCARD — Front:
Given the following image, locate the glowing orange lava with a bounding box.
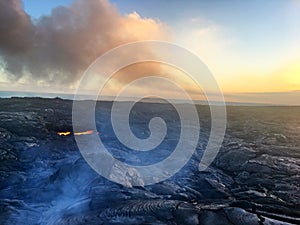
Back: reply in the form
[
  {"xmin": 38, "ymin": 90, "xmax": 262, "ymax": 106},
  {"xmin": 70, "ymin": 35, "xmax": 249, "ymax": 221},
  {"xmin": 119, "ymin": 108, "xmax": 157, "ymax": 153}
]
[
  {"xmin": 57, "ymin": 130, "xmax": 99, "ymax": 136},
  {"xmin": 57, "ymin": 131, "xmax": 71, "ymax": 136},
  {"xmin": 74, "ymin": 130, "xmax": 94, "ymax": 136}
]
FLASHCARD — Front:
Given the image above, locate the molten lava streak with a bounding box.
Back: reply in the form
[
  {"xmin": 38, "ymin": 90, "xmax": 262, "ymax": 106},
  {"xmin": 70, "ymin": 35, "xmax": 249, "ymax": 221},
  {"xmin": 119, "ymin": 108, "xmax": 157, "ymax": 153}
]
[
  {"xmin": 74, "ymin": 130, "xmax": 94, "ymax": 136},
  {"xmin": 57, "ymin": 130, "xmax": 99, "ymax": 136},
  {"xmin": 57, "ymin": 131, "xmax": 71, "ymax": 136}
]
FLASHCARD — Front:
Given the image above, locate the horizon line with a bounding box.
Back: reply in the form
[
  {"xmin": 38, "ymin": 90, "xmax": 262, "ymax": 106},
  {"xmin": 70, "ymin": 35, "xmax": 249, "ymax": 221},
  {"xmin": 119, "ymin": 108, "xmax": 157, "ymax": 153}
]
[{"xmin": 1, "ymin": 91, "xmax": 299, "ymax": 106}]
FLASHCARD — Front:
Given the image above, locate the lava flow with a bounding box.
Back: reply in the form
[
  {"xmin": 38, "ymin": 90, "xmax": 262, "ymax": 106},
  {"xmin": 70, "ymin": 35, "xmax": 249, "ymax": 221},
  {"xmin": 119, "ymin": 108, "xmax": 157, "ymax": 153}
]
[
  {"xmin": 57, "ymin": 131, "xmax": 71, "ymax": 136},
  {"xmin": 57, "ymin": 130, "xmax": 99, "ymax": 136}
]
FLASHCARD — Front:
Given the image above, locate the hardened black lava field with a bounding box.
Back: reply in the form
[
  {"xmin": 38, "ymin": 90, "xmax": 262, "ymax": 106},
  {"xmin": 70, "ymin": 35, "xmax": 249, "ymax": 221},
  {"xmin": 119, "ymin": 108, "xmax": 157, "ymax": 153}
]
[{"xmin": 0, "ymin": 97, "xmax": 299, "ymax": 225}]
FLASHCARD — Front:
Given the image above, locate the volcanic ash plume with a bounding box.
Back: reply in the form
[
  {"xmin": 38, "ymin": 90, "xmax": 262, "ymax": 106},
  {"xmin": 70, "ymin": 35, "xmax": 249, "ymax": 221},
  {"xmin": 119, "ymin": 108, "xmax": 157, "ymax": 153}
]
[{"xmin": 0, "ymin": 0, "xmax": 168, "ymax": 87}]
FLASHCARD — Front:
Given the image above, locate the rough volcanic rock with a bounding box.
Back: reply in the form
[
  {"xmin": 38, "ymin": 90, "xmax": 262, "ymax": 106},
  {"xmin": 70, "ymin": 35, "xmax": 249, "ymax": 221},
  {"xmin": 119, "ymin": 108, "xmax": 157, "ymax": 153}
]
[{"xmin": 0, "ymin": 98, "xmax": 299, "ymax": 224}]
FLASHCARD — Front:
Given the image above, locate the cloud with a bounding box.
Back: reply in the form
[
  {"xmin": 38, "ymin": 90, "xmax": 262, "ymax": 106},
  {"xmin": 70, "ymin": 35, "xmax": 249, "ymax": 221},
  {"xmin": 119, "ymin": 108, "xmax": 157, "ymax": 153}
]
[
  {"xmin": 175, "ymin": 17, "xmax": 300, "ymax": 99},
  {"xmin": 0, "ymin": 0, "xmax": 168, "ymax": 87},
  {"xmin": 0, "ymin": 0, "xmax": 34, "ymax": 53}
]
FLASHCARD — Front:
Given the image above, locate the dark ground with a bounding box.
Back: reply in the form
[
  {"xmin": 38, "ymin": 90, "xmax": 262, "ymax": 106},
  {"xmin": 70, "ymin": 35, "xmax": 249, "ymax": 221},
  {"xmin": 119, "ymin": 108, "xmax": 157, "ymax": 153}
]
[{"xmin": 0, "ymin": 97, "xmax": 299, "ymax": 224}]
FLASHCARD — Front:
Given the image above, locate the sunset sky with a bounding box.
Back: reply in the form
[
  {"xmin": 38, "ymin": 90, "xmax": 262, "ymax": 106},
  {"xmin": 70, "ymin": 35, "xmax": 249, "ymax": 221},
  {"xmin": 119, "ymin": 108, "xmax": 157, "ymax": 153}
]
[{"xmin": 0, "ymin": 0, "xmax": 299, "ymax": 105}]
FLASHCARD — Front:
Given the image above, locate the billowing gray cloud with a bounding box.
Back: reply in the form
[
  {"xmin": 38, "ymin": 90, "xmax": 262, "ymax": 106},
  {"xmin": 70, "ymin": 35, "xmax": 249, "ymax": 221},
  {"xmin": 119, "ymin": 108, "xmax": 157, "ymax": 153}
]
[
  {"xmin": 0, "ymin": 0, "xmax": 168, "ymax": 86},
  {"xmin": 0, "ymin": 0, "xmax": 33, "ymax": 53}
]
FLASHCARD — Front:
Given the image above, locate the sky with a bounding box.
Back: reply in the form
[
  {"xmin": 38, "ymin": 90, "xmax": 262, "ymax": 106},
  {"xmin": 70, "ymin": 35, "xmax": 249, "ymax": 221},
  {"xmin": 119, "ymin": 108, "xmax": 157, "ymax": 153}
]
[{"xmin": 0, "ymin": 0, "xmax": 300, "ymax": 105}]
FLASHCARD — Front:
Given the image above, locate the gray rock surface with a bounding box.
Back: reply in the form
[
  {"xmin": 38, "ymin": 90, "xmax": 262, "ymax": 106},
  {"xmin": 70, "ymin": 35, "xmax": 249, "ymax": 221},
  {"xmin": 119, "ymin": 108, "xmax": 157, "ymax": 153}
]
[{"xmin": 0, "ymin": 98, "xmax": 299, "ymax": 224}]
